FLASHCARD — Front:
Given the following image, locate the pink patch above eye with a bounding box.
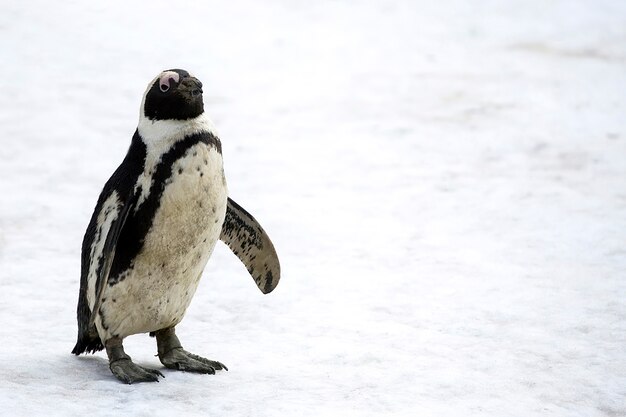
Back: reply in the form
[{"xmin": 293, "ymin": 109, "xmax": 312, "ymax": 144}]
[{"xmin": 159, "ymin": 72, "xmax": 180, "ymax": 91}]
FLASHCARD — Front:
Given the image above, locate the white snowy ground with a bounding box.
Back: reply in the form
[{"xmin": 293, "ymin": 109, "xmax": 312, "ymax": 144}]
[{"xmin": 0, "ymin": 0, "xmax": 625, "ymax": 416}]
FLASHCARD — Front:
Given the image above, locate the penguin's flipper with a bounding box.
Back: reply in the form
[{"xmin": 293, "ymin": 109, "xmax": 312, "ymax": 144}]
[
  {"xmin": 220, "ymin": 197, "xmax": 280, "ymax": 294},
  {"xmin": 89, "ymin": 191, "xmax": 136, "ymax": 327}
]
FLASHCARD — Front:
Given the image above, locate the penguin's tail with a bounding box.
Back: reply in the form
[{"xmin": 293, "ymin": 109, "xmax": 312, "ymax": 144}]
[
  {"xmin": 72, "ymin": 292, "xmax": 104, "ymax": 355},
  {"xmin": 72, "ymin": 332, "xmax": 104, "ymax": 355}
]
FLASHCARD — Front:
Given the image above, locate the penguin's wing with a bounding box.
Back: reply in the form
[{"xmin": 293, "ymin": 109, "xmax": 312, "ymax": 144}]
[
  {"xmin": 220, "ymin": 197, "xmax": 280, "ymax": 294},
  {"xmin": 88, "ymin": 190, "xmax": 136, "ymax": 327}
]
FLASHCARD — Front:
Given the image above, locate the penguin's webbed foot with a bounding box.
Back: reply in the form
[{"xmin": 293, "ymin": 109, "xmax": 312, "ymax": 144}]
[
  {"xmin": 105, "ymin": 336, "xmax": 164, "ymax": 384},
  {"xmin": 160, "ymin": 348, "xmax": 228, "ymax": 374},
  {"xmin": 155, "ymin": 326, "xmax": 228, "ymax": 374},
  {"xmin": 110, "ymin": 358, "xmax": 164, "ymax": 384}
]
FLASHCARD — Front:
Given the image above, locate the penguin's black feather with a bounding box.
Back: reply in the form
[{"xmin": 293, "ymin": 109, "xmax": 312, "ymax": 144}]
[{"xmin": 220, "ymin": 198, "xmax": 281, "ymax": 294}]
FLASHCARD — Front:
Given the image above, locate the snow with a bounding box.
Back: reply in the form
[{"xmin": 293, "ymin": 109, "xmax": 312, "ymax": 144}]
[{"xmin": 1, "ymin": 0, "xmax": 625, "ymax": 415}]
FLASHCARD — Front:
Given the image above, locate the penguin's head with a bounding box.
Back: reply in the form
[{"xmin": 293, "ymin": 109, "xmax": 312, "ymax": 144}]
[{"xmin": 142, "ymin": 69, "xmax": 204, "ymax": 121}]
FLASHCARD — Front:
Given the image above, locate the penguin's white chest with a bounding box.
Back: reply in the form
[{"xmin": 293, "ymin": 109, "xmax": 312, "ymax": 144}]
[{"xmin": 98, "ymin": 142, "xmax": 227, "ymax": 339}]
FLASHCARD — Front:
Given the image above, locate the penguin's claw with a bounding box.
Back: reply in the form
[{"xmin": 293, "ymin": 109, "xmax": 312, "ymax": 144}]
[
  {"xmin": 159, "ymin": 348, "xmax": 228, "ymax": 374},
  {"xmin": 109, "ymin": 358, "xmax": 164, "ymax": 384}
]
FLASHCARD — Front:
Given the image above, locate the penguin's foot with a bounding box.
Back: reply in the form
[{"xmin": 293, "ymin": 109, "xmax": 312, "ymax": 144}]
[
  {"xmin": 105, "ymin": 336, "xmax": 164, "ymax": 384},
  {"xmin": 159, "ymin": 348, "xmax": 228, "ymax": 374},
  {"xmin": 109, "ymin": 358, "xmax": 164, "ymax": 384},
  {"xmin": 155, "ymin": 326, "xmax": 228, "ymax": 374}
]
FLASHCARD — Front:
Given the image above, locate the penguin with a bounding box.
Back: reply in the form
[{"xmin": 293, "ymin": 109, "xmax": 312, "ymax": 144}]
[{"xmin": 71, "ymin": 69, "xmax": 280, "ymax": 384}]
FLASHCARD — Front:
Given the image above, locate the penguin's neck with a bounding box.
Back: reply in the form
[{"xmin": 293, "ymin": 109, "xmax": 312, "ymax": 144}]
[{"xmin": 137, "ymin": 112, "xmax": 217, "ymax": 157}]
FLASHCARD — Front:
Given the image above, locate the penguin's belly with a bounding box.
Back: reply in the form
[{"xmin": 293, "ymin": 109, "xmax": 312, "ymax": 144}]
[{"xmin": 98, "ymin": 143, "xmax": 227, "ymax": 339}]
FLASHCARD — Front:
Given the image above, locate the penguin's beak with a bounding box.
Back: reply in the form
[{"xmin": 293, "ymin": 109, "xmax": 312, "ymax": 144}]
[{"xmin": 179, "ymin": 77, "xmax": 203, "ymax": 100}]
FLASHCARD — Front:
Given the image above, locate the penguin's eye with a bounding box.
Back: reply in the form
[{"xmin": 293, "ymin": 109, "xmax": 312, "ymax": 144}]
[{"xmin": 158, "ymin": 72, "xmax": 180, "ymax": 93}]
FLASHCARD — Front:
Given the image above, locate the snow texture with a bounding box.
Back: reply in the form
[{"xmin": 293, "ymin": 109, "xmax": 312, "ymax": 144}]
[{"xmin": 1, "ymin": 1, "xmax": 625, "ymax": 416}]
